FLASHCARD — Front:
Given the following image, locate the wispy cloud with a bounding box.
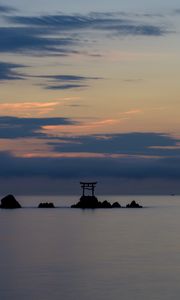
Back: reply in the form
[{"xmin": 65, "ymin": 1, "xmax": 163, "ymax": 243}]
[
  {"xmin": 37, "ymin": 74, "xmax": 99, "ymax": 90},
  {"xmin": 48, "ymin": 132, "xmax": 180, "ymax": 157},
  {"xmin": 0, "ymin": 115, "xmax": 179, "ymax": 158},
  {"xmin": 0, "ymin": 116, "xmax": 76, "ymax": 139},
  {"xmin": 0, "ymin": 27, "xmax": 76, "ymax": 55},
  {"xmin": 0, "ymin": 138, "xmax": 54, "ymax": 157},
  {"xmin": 9, "ymin": 12, "xmax": 167, "ymax": 37},
  {"xmin": 0, "ymin": 101, "xmax": 63, "ymax": 116},
  {"xmin": 0, "ymin": 11, "xmax": 170, "ymax": 57},
  {"xmin": 0, "ymin": 62, "xmax": 26, "ymax": 81},
  {"xmin": 39, "ymin": 75, "xmax": 99, "ymax": 81},
  {"xmin": 41, "ymin": 118, "xmax": 122, "ymax": 136},
  {"xmin": 46, "ymin": 84, "xmax": 88, "ymax": 90},
  {"xmin": 120, "ymin": 109, "xmax": 143, "ymax": 116},
  {"xmin": 22, "ymin": 152, "xmax": 109, "ymax": 159},
  {"xmin": 0, "ymin": 4, "xmax": 16, "ymax": 14},
  {"xmin": 41, "ymin": 111, "xmax": 142, "ymax": 136},
  {"xmin": 0, "ymin": 60, "xmax": 98, "ymax": 90},
  {"xmin": 172, "ymin": 9, "xmax": 180, "ymax": 15}
]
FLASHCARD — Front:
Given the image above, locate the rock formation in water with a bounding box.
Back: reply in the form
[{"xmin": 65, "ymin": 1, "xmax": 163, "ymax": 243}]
[
  {"xmin": 112, "ymin": 201, "xmax": 121, "ymax": 208},
  {"xmin": 71, "ymin": 196, "xmax": 121, "ymax": 209},
  {"xmin": 101, "ymin": 200, "xmax": 112, "ymax": 208},
  {"xmin": 0, "ymin": 194, "xmax": 21, "ymax": 209},
  {"xmin": 126, "ymin": 200, "xmax": 142, "ymax": 208},
  {"xmin": 71, "ymin": 196, "xmax": 100, "ymax": 208},
  {"xmin": 38, "ymin": 202, "xmax": 55, "ymax": 208}
]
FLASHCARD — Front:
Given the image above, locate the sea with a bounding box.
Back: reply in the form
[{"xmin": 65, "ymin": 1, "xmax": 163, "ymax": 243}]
[{"xmin": 0, "ymin": 195, "xmax": 180, "ymax": 300}]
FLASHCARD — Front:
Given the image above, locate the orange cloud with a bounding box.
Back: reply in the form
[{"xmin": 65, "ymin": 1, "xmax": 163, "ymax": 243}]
[
  {"xmin": 22, "ymin": 152, "xmax": 108, "ymax": 158},
  {"xmin": 0, "ymin": 97, "xmax": 80, "ymax": 117},
  {"xmin": 0, "ymin": 101, "xmax": 60, "ymax": 117},
  {"xmin": 0, "ymin": 138, "xmax": 125, "ymax": 158},
  {"xmin": 122, "ymin": 109, "xmax": 143, "ymax": 115},
  {"xmin": 149, "ymin": 145, "xmax": 180, "ymax": 150},
  {"xmin": 39, "ymin": 111, "xmax": 145, "ymax": 137},
  {"xmin": 40, "ymin": 118, "xmax": 123, "ymax": 136},
  {"xmin": 0, "ymin": 138, "xmax": 54, "ymax": 157}
]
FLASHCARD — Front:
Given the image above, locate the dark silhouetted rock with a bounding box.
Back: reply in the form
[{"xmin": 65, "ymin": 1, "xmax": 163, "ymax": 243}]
[
  {"xmin": 71, "ymin": 196, "xmax": 100, "ymax": 209},
  {"xmin": 38, "ymin": 202, "xmax": 55, "ymax": 208},
  {"xmin": 126, "ymin": 200, "xmax": 142, "ymax": 208},
  {"xmin": 71, "ymin": 196, "xmax": 121, "ymax": 209},
  {"xmin": 112, "ymin": 201, "xmax": 121, "ymax": 208},
  {"xmin": 101, "ymin": 200, "xmax": 112, "ymax": 208},
  {"xmin": 0, "ymin": 194, "xmax": 21, "ymax": 209}
]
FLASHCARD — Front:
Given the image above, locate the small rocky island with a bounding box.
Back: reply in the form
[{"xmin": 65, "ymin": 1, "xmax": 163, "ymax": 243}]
[
  {"xmin": 126, "ymin": 200, "xmax": 142, "ymax": 208},
  {"xmin": 38, "ymin": 202, "xmax": 55, "ymax": 208},
  {"xmin": 0, "ymin": 194, "xmax": 21, "ymax": 209},
  {"xmin": 71, "ymin": 195, "xmax": 121, "ymax": 209},
  {"xmin": 71, "ymin": 182, "xmax": 142, "ymax": 209}
]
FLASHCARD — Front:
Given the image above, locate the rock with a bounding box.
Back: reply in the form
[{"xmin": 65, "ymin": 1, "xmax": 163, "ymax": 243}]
[
  {"xmin": 126, "ymin": 200, "xmax": 142, "ymax": 208},
  {"xmin": 71, "ymin": 196, "xmax": 120, "ymax": 209},
  {"xmin": 71, "ymin": 196, "xmax": 100, "ymax": 209},
  {"xmin": 112, "ymin": 201, "xmax": 121, "ymax": 208},
  {"xmin": 100, "ymin": 200, "xmax": 112, "ymax": 208},
  {"xmin": 0, "ymin": 194, "xmax": 21, "ymax": 209},
  {"xmin": 38, "ymin": 202, "xmax": 55, "ymax": 208}
]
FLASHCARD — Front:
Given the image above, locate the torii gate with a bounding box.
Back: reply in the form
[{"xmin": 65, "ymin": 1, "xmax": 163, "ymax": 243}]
[{"xmin": 80, "ymin": 182, "xmax": 97, "ymax": 197}]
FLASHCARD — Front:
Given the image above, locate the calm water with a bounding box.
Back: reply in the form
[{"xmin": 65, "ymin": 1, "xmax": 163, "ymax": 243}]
[{"xmin": 0, "ymin": 195, "xmax": 180, "ymax": 300}]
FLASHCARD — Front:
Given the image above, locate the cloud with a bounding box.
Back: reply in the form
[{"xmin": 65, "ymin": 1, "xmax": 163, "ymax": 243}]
[
  {"xmin": 0, "ymin": 101, "xmax": 64, "ymax": 116},
  {"xmin": 0, "ymin": 11, "xmax": 169, "ymax": 56},
  {"xmin": 172, "ymin": 9, "xmax": 180, "ymax": 15},
  {"xmin": 120, "ymin": 109, "xmax": 143, "ymax": 116},
  {"xmin": 110, "ymin": 24, "xmax": 164, "ymax": 36},
  {"xmin": 0, "ymin": 27, "xmax": 76, "ymax": 55},
  {"xmin": 0, "ymin": 116, "xmax": 75, "ymax": 138},
  {"xmin": 0, "ymin": 151, "xmax": 180, "ymax": 181},
  {"xmin": 35, "ymin": 74, "xmax": 99, "ymax": 90},
  {"xmin": 0, "ymin": 131, "xmax": 179, "ymax": 185},
  {"xmin": 40, "ymin": 75, "xmax": 99, "ymax": 81},
  {"xmin": 41, "ymin": 118, "xmax": 122, "ymax": 136},
  {"xmin": 0, "ymin": 127, "xmax": 180, "ymax": 158},
  {"xmin": 0, "ymin": 115, "xmax": 178, "ymax": 158},
  {"xmin": 48, "ymin": 132, "xmax": 180, "ymax": 157},
  {"xmin": 9, "ymin": 13, "xmax": 167, "ymax": 36},
  {"xmin": 46, "ymin": 84, "xmax": 88, "ymax": 90},
  {"xmin": 0, "ymin": 4, "xmax": 16, "ymax": 14},
  {"xmin": 0, "ymin": 62, "xmax": 26, "ymax": 81},
  {"xmin": 0, "ymin": 62, "xmax": 95, "ymax": 91},
  {"xmin": 0, "ymin": 61, "xmax": 99, "ymax": 90}
]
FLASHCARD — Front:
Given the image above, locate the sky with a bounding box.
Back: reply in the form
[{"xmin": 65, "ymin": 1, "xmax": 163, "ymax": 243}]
[{"xmin": 0, "ymin": 0, "xmax": 180, "ymax": 195}]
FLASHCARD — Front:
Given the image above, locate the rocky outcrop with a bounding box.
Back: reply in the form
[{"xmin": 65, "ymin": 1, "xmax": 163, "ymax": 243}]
[
  {"xmin": 0, "ymin": 194, "xmax": 21, "ymax": 209},
  {"xmin": 101, "ymin": 200, "xmax": 112, "ymax": 208},
  {"xmin": 38, "ymin": 202, "xmax": 55, "ymax": 208},
  {"xmin": 71, "ymin": 196, "xmax": 121, "ymax": 209},
  {"xmin": 112, "ymin": 201, "xmax": 121, "ymax": 208},
  {"xmin": 71, "ymin": 196, "xmax": 100, "ymax": 209},
  {"xmin": 126, "ymin": 200, "xmax": 142, "ymax": 208}
]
